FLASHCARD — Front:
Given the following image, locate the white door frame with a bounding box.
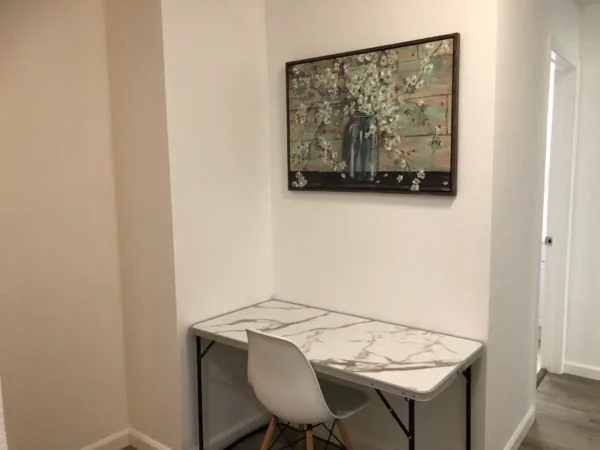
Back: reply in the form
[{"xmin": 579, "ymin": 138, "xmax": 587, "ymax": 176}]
[{"xmin": 539, "ymin": 40, "xmax": 579, "ymax": 374}]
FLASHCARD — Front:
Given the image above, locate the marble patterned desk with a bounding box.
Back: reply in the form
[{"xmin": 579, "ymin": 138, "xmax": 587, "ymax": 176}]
[{"xmin": 191, "ymin": 300, "xmax": 484, "ymax": 450}]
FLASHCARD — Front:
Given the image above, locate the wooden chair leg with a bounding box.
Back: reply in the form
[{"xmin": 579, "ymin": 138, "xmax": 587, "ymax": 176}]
[
  {"xmin": 336, "ymin": 420, "xmax": 354, "ymax": 450},
  {"xmin": 261, "ymin": 417, "xmax": 277, "ymax": 450},
  {"xmin": 305, "ymin": 425, "xmax": 314, "ymax": 450}
]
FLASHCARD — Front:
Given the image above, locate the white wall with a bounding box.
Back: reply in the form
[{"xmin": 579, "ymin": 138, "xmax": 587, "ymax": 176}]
[
  {"xmin": 546, "ymin": 0, "xmax": 581, "ymax": 63},
  {"xmin": 565, "ymin": 4, "xmax": 600, "ymax": 377},
  {"xmin": 159, "ymin": 0, "xmax": 273, "ymax": 448},
  {"xmin": 485, "ymin": 1, "xmax": 550, "ymax": 448},
  {"xmin": 104, "ymin": 1, "xmax": 182, "ymax": 448},
  {"xmin": 266, "ymin": 1, "xmax": 498, "ymax": 448},
  {"xmin": 0, "ymin": 1, "xmax": 128, "ymax": 449}
]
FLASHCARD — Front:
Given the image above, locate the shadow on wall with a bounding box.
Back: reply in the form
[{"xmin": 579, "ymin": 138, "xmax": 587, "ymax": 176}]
[{"xmin": 192, "ymin": 342, "xmax": 268, "ymax": 449}]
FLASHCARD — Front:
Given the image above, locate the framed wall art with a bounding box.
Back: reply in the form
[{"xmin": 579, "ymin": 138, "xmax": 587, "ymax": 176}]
[{"xmin": 286, "ymin": 33, "xmax": 460, "ymax": 195}]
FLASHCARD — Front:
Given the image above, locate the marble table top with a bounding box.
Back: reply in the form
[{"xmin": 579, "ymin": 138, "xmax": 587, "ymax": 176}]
[{"xmin": 190, "ymin": 300, "xmax": 483, "ymax": 400}]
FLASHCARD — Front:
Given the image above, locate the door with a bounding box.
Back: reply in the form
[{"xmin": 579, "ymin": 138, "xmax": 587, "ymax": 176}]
[{"xmin": 540, "ymin": 50, "xmax": 578, "ymax": 374}]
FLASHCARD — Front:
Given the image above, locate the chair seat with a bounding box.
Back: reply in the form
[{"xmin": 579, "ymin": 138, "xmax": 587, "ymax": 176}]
[{"xmin": 319, "ymin": 378, "xmax": 369, "ymax": 419}]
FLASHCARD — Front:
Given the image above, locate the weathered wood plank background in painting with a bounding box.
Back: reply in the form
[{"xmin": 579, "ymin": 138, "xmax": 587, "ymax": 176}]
[{"xmin": 288, "ymin": 39, "xmax": 454, "ymax": 174}]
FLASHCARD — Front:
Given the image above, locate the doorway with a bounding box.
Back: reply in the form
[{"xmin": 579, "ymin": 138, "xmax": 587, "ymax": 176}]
[{"xmin": 537, "ymin": 49, "xmax": 578, "ymax": 384}]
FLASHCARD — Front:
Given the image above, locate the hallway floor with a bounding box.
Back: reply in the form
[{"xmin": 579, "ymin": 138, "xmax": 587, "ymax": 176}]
[
  {"xmin": 125, "ymin": 374, "xmax": 600, "ymax": 450},
  {"xmin": 520, "ymin": 373, "xmax": 600, "ymax": 450}
]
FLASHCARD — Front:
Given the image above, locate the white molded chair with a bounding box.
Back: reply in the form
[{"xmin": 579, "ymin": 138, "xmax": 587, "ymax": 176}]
[{"xmin": 247, "ymin": 329, "xmax": 369, "ymax": 450}]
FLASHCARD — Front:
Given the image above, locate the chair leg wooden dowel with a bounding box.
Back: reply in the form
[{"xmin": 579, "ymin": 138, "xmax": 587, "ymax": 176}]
[
  {"xmin": 305, "ymin": 425, "xmax": 314, "ymax": 450},
  {"xmin": 261, "ymin": 417, "xmax": 277, "ymax": 450},
  {"xmin": 336, "ymin": 420, "xmax": 354, "ymax": 450}
]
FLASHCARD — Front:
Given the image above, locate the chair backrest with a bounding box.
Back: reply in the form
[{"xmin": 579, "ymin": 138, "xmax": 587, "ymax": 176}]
[{"xmin": 246, "ymin": 329, "xmax": 335, "ymax": 425}]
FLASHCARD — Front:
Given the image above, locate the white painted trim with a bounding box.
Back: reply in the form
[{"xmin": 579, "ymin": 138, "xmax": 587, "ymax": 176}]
[
  {"xmin": 80, "ymin": 429, "xmax": 129, "ymax": 450},
  {"xmin": 129, "ymin": 429, "xmax": 172, "ymax": 450},
  {"xmin": 504, "ymin": 406, "xmax": 536, "ymax": 450},
  {"xmin": 190, "ymin": 412, "xmax": 269, "ymax": 450},
  {"xmin": 564, "ymin": 361, "xmax": 600, "ymax": 381}
]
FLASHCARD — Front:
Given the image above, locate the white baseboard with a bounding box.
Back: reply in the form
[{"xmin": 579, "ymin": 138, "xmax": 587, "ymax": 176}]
[
  {"xmin": 504, "ymin": 406, "xmax": 535, "ymax": 450},
  {"xmin": 129, "ymin": 429, "xmax": 171, "ymax": 450},
  {"xmin": 564, "ymin": 361, "xmax": 600, "ymax": 381},
  {"xmin": 188, "ymin": 412, "xmax": 269, "ymax": 450},
  {"xmin": 81, "ymin": 413, "xmax": 269, "ymax": 450},
  {"xmin": 81, "ymin": 429, "xmax": 129, "ymax": 450}
]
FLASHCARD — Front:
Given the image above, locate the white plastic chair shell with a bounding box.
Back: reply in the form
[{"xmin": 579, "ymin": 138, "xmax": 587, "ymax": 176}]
[{"xmin": 246, "ymin": 329, "xmax": 369, "ymax": 425}]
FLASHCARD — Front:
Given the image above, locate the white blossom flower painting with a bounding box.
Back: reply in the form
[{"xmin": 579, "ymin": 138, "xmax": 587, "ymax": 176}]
[{"xmin": 286, "ymin": 34, "xmax": 460, "ymax": 195}]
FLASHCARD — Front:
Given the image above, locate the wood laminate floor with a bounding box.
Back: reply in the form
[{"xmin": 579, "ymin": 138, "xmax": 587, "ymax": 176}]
[
  {"xmin": 124, "ymin": 374, "xmax": 599, "ymax": 450},
  {"xmin": 122, "ymin": 426, "xmax": 337, "ymax": 450},
  {"xmin": 520, "ymin": 373, "xmax": 600, "ymax": 450},
  {"xmin": 122, "ymin": 429, "xmax": 334, "ymax": 450}
]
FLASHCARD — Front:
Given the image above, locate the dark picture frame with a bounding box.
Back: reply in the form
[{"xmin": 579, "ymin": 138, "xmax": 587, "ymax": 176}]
[{"xmin": 286, "ymin": 33, "xmax": 460, "ymax": 195}]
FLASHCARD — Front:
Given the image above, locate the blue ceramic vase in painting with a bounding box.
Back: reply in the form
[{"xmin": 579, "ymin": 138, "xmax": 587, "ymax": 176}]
[{"xmin": 344, "ymin": 113, "xmax": 378, "ymax": 180}]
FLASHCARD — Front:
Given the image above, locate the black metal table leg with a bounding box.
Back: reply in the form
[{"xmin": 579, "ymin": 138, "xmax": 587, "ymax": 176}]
[
  {"xmin": 377, "ymin": 366, "xmax": 472, "ymax": 450},
  {"xmin": 376, "ymin": 389, "xmax": 415, "ymax": 449},
  {"xmin": 408, "ymin": 398, "xmax": 415, "ymax": 450},
  {"xmin": 465, "ymin": 366, "xmax": 472, "ymax": 450},
  {"xmin": 196, "ymin": 336, "xmax": 204, "ymax": 450},
  {"xmin": 197, "ymin": 336, "xmax": 215, "ymax": 450}
]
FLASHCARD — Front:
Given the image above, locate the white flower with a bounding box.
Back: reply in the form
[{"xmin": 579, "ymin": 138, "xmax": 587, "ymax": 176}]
[
  {"xmin": 401, "ymin": 159, "xmax": 407, "ymax": 169},
  {"xmin": 380, "ymin": 68, "xmax": 392, "ymax": 80},
  {"xmin": 397, "ymin": 175, "xmax": 404, "ymax": 183},
  {"xmin": 410, "ymin": 184, "xmax": 420, "ymax": 191},
  {"xmin": 357, "ymin": 54, "xmax": 365, "ymax": 62},
  {"xmin": 298, "ymin": 142, "xmax": 310, "ymax": 156},
  {"xmin": 315, "ymin": 102, "xmax": 332, "ymax": 125},
  {"xmin": 418, "ymin": 100, "xmax": 425, "ymax": 107},
  {"xmin": 292, "ymin": 66, "xmax": 300, "ymax": 75},
  {"xmin": 425, "ymin": 43, "xmax": 434, "ymax": 49},
  {"xmin": 417, "ymin": 169, "xmax": 426, "ymax": 179},
  {"xmin": 341, "ymin": 173, "xmax": 346, "ymax": 179},
  {"xmin": 317, "ymin": 137, "xmax": 332, "ymax": 151},
  {"xmin": 443, "ymin": 181, "xmax": 449, "ymax": 186},
  {"xmin": 365, "ymin": 53, "xmax": 373, "ymax": 62},
  {"xmin": 292, "ymin": 172, "xmax": 308, "ymax": 188}
]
